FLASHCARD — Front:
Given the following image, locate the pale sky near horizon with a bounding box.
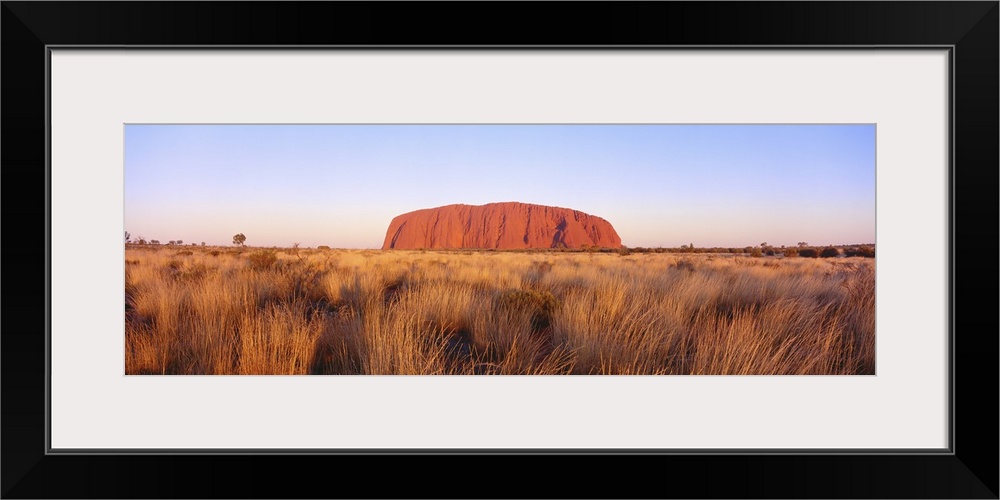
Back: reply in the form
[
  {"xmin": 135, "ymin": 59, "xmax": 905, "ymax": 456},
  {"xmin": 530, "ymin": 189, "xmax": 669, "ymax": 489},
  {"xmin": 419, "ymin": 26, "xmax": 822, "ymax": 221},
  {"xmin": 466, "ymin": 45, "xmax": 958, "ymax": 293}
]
[{"xmin": 125, "ymin": 124, "xmax": 875, "ymax": 249}]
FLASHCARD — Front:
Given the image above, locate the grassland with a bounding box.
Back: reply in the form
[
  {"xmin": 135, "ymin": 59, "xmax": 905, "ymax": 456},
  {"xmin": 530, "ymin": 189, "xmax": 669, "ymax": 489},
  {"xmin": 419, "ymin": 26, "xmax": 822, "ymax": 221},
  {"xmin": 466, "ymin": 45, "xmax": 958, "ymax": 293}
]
[{"xmin": 125, "ymin": 248, "xmax": 875, "ymax": 375}]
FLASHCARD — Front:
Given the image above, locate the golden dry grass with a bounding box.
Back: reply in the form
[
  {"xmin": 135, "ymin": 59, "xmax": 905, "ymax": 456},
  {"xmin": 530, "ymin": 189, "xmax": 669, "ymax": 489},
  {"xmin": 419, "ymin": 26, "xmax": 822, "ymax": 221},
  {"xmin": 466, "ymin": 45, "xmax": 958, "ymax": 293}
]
[{"xmin": 125, "ymin": 248, "xmax": 875, "ymax": 375}]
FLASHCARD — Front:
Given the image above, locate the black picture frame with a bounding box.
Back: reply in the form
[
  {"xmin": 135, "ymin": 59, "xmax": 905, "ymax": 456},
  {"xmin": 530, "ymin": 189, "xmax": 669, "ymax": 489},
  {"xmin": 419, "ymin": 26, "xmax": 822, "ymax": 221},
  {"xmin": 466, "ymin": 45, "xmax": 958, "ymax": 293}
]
[{"xmin": 3, "ymin": 2, "xmax": 996, "ymax": 498}]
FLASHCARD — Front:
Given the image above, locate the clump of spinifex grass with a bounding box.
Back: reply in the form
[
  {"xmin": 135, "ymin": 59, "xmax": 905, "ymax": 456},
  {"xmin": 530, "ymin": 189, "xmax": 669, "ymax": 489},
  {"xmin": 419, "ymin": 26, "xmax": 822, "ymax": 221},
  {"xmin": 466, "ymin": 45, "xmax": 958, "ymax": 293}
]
[
  {"xmin": 125, "ymin": 248, "xmax": 875, "ymax": 375},
  {"xmin": 496, "ymin": 289, "xmax": 560, "ymax": 330}
]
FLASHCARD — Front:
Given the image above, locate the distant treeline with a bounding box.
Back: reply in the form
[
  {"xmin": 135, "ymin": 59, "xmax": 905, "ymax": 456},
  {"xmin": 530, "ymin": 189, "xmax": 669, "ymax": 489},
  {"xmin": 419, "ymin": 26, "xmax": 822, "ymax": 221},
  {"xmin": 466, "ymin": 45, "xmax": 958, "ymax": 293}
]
[
  {"xmin": 389, "ymin": 244, "xmax": 875, "ymax": 258},
  {"xmin": 126, "ymin": 242, "xmax": 874, "ymax": 258},
  {"xmin": 622, "ymin": 245, "xmax": 875, "ymax": 258}
]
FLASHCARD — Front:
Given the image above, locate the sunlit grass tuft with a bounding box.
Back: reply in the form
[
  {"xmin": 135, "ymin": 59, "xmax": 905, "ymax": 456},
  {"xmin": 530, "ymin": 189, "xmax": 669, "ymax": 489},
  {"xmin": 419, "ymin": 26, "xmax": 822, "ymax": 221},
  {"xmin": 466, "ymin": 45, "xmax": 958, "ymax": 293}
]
[{"xmin": 125, "ymin": 249, "xmax": 875, "ymax": 375}]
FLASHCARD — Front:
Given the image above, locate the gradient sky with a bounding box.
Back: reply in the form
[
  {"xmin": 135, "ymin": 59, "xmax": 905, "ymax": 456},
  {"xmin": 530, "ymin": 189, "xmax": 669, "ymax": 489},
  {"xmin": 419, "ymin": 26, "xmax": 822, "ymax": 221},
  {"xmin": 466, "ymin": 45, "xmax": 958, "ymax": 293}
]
[{"xmin": 125, "ymin": 124, "xmax": 875, "ymax": 249}]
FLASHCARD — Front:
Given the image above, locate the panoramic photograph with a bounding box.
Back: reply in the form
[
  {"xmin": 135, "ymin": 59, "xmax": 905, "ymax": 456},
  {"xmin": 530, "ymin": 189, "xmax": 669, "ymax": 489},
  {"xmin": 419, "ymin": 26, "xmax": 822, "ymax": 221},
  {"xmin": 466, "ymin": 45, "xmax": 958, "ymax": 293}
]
[{"xmin": 125, "ymin": 124, "xmax": 875, "ymax": 375}]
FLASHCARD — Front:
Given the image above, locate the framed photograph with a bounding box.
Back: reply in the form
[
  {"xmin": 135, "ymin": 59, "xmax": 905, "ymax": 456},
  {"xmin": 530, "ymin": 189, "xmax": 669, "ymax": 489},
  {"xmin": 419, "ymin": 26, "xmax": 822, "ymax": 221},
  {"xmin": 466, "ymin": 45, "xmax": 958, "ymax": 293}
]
[
  {"xmin": 120, "ymin": 122, "xmax": 877, "ymax": 378},
  {"xmin": 3, "ymin": 2, "xmax": 996, "ymax": 498}
]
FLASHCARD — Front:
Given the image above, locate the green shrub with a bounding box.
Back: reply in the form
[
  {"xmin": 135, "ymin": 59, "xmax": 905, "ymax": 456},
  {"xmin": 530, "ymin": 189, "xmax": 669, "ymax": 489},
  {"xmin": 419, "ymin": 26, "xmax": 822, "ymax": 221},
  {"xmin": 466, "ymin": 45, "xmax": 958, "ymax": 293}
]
[
  {"xmin": 844, "ymin": 246, "xmax": 875, "ymax": 258},
  {"xmin": 799, "ymin": 248, "xmax": 819, "ymax": 258},
  {"xmin": 317, "ymin": 245, "xmax": 331, "ymax": 250},
  {"xmin": 750, "ymin": 247, "xmax": 763, "ymax": 258},
  {"xmin": 820, "ymin": 247, "xmax": 840, "ymax": 258},
  {"xmin": 248, "ymin": 249, "xmax": 278, "ymax": 270},
  {"xmin": 783, "ymin": 248, "xmax": 798, "ymax": 258}
]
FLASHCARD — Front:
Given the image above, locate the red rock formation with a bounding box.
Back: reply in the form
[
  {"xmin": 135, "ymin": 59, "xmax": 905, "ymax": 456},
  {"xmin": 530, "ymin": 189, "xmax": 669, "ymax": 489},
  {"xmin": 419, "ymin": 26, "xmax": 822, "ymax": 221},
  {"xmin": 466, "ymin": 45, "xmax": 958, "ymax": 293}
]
[{"xmin": 382, "ymin": 202, "xmax": 622, "ymax": 250}]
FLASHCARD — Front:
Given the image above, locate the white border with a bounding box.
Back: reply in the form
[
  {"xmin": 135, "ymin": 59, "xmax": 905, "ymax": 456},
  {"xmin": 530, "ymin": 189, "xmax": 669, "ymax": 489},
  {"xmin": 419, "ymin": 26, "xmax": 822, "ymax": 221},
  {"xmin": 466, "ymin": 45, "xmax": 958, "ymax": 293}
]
[{"xmin": 50, "ymin": 50, "xmax": 949, "ymax": 450}]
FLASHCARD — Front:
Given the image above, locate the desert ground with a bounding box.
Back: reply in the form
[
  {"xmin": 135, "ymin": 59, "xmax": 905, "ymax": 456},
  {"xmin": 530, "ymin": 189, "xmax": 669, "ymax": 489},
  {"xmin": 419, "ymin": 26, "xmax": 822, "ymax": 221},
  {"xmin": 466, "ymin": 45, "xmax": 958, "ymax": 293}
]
[{"xmin": 125, "ymin": 247, "xmax": 875, "ymax": 375}]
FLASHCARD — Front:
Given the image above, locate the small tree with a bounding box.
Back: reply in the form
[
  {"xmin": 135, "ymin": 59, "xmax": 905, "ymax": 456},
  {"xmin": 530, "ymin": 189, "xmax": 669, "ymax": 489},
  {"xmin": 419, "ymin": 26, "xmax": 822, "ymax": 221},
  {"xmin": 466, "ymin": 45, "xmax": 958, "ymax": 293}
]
[
  {"xmin": 233, "ymin": 233, "xmax": 246, "ymax": 247},
  {"xmin": 750, "ymin": 247, "xmax": 763, "ymax": 258},
  {"xmin": 798, "ymin": 241, "xmax": 809, "ymax": 248},
  {"xmin": 168, "ymin": 240, "xmax": 176, "ymax": 246},
  {"xmin": 177, "ymin": 240, "xmax": 183, "ymax": 245},
  {"xmin": 125, "ymin": 231, "xmax": 131, "ymax": 243},
  {"xmin": 150, "ymin": 239, "xmax": 160, "ymax": 245}
]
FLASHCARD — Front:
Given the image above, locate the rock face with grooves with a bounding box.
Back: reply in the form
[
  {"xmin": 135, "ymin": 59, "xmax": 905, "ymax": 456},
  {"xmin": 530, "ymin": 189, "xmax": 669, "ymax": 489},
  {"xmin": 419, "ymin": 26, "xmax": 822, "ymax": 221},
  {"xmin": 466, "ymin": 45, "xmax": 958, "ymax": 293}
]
[{"xmin": 382, "ymin": 202, "xmax": 622, "ymax": 250}]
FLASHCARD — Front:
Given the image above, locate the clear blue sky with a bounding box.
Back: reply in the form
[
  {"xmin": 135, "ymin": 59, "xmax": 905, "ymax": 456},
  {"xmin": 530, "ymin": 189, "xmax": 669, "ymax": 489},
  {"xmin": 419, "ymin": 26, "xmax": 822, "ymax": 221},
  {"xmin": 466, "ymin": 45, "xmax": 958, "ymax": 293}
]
[{"xmin": 125, "ymin": 124, "xmax": 875, "ymax": 248}]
